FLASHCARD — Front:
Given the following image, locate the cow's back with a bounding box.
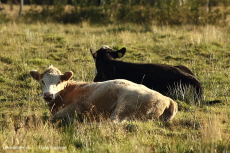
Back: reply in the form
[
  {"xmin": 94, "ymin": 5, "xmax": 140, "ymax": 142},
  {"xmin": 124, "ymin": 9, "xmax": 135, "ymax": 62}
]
[
  {"xmin": 97, "ymin": 79, "xmax": 177, "ymax": 121},
  {"xmin": 94, "ymin": 61, "xmax": 202, "ymax": 101}
]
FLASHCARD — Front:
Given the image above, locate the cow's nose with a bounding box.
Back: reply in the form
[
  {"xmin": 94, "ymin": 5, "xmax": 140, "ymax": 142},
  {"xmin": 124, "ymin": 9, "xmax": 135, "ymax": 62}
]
[{"xmin": 43, "ymin": 92, "xmax": 53, "ymax": 102}]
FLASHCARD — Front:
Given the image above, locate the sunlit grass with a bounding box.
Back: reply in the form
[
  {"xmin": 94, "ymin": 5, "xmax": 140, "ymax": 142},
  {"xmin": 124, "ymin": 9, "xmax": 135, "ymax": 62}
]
[{"xmin": 0, "ymin": 23, "xmax": 230, "ymax": 152}]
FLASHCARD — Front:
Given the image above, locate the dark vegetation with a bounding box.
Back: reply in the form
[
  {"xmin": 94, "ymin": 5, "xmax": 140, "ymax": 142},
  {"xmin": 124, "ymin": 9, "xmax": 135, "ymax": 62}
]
[{"xmin": 1, "ymin": 0, "xmax": 230, "ymax": 25}]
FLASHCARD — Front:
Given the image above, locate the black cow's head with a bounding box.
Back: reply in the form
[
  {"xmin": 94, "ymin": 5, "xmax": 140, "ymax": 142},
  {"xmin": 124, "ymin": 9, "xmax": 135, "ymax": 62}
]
[
  {"xmin": 90, "ymin": 46, "xmax": 126, "ymax": 75},
  {"xmin": 90, "ymin": 46, "xmax": 126, "ymax": 61}
]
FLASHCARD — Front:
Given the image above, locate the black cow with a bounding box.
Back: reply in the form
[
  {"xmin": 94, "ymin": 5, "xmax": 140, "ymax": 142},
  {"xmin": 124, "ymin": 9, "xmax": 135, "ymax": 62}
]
[{"xmin": 90, "ymin": 46, "xmax": 203, "ymax": 103}]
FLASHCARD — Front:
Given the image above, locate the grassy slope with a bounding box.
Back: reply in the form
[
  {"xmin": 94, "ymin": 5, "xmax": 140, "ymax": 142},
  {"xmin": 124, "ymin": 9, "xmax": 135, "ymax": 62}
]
[{"xmin": 0, "ymin": 23, "xmax": 230, "ymax": 152}]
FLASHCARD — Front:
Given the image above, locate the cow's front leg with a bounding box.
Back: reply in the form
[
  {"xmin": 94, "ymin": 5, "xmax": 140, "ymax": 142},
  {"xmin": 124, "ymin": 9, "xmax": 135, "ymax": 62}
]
[
  {"xmin": 52, "ymin": 104, "xmax": 76, "ymax": 122},
  {"xmin": 110, "ymin": 102, "xmax": 129, "ymax": 123}
]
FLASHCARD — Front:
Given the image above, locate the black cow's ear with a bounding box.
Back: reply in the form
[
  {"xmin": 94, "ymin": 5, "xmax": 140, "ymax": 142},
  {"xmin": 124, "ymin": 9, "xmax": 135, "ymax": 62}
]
[
  {"xmin": 61, "ymin": 71, "xmax": 73, "ymax": 81},
  {"xmin": 90, "ymin": 48, "xmax": 97, "ymax": 58},
  {"xmin": 116, "ymin": 47, "xmax": 126, "ymax": 58}
]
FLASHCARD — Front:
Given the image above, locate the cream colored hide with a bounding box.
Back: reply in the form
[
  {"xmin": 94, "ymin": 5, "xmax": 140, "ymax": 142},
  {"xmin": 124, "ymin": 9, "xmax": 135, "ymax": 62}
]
[{"xmin": 30, "ymin": 66, "xmax": 178, "ymax": 122}]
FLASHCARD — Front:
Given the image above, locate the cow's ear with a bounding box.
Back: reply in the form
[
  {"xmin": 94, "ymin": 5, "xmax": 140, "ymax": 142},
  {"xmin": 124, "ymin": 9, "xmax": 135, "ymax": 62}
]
[
  {"xmin": 61, "ymin": 71, "xmax": 73, "ymax": 81},
  {"xmin": 116, "ymin": 47, "xmax": 126, "ymax": 58},
  {"xmin": 90, "ymin": 48, "xmax": 97, "ymax": 58},
  {"xmin": 29, "ymin": 70, "xmax": 41, "ymax": 82}
]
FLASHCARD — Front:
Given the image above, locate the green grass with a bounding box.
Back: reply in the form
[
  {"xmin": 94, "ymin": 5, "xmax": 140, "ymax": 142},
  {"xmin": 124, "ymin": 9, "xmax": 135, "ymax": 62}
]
[{"xmin": 0, "ymin": 23, "xmax": 230, "ymax": 152}]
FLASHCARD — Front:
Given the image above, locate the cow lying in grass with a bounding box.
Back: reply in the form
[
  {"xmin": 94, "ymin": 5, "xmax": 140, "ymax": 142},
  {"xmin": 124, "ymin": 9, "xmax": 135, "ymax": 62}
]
[
  {"xmin": 29, "ymin": 65, "xmax": 178, "ymax": 122},
  {"xmin": 90, "ymin": 46, "xmax": 203, "ymax": 103}
]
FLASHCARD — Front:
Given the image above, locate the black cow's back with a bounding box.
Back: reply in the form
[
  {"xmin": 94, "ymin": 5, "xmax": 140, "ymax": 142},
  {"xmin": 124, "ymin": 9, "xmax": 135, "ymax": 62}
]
[{"xmin": 94, "ymin": 61, "xmax": 202, "ymax": 101}]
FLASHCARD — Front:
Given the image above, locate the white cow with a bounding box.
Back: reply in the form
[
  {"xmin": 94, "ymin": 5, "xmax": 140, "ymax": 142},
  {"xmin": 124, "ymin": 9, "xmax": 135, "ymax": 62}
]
[{"xmin": 30, "ymin": 65, "xmax": 178, "ymax": 122}]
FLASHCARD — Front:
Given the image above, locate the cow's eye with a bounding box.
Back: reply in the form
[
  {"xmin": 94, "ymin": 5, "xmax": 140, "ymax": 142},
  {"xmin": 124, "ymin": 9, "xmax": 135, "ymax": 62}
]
[{"xmin": 41, "ymin": 80, "xmax": 45, "ymax": 85}]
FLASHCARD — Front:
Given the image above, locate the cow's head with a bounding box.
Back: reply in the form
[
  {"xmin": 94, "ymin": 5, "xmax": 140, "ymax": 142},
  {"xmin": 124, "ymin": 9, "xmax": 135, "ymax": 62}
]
[
  {"xmin": 90, "ymin": 46, "xmax": 126, "ymax": 75},
  {"xmin": 29, "ymin": 65, "xmax": 73, "ymax": 102}
]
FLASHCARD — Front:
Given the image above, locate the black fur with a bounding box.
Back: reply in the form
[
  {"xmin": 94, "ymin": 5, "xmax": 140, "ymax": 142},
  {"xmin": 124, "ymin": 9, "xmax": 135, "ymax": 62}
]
[{"xmin": 91, "ymin": 47, "xmax": 203, "ymax": 102}]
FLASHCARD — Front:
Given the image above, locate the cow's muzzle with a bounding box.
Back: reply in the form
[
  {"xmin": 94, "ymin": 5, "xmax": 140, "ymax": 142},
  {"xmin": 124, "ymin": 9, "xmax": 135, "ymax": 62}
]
[{"xmin": 43, "ymin": 92, "xmax": 54, "ymax": 102}]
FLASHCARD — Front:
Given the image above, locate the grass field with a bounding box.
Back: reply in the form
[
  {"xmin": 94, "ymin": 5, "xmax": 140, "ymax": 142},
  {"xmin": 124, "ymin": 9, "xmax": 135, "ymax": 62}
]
[{"xmin": 0, "ymin": 22, "xmax": 230, "ymax": 152}]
